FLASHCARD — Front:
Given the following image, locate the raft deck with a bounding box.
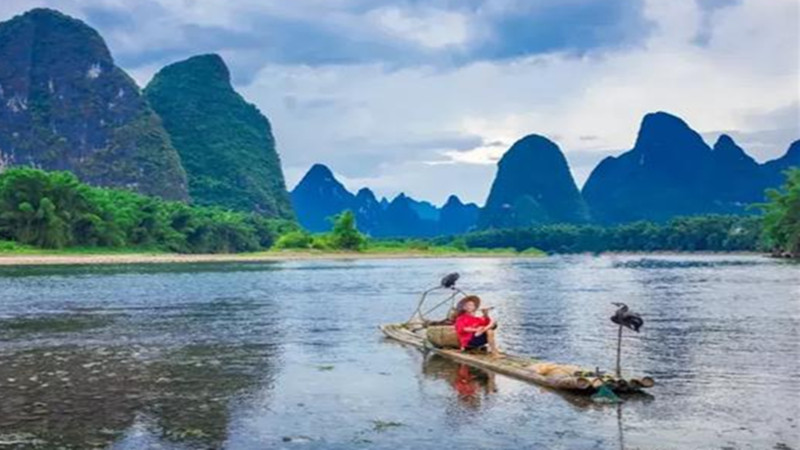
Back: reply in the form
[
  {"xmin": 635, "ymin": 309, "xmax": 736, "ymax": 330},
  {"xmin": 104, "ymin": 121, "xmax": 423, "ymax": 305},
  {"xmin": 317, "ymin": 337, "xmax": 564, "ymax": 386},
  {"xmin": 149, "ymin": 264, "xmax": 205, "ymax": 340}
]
[{"xmin": 380, "ymin": 323, "xmax": 654, "ymax": 394}]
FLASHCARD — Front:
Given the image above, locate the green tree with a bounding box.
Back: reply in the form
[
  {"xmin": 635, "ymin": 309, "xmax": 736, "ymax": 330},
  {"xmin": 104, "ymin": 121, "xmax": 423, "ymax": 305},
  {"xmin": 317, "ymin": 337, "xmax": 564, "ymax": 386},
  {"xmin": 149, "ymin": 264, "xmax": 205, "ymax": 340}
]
[
  {"xmin": 0, "ymin": 168, "xmax": 85, "ymax": 248},
  {"xmin": 329, "ymin": 210, "xmax": 366, "ymax": 250},
  {"xmin": 759, "ymin": 168, "xmax": 800, "ymax": 257}
]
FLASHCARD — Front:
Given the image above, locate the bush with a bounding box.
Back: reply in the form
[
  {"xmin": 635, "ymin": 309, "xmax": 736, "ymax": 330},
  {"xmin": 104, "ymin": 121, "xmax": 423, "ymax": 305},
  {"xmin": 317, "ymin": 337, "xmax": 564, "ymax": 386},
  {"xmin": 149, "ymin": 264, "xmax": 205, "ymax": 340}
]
[{"xmin": 274, "ymin": 230, "xmax": 313, "ymax": 249}]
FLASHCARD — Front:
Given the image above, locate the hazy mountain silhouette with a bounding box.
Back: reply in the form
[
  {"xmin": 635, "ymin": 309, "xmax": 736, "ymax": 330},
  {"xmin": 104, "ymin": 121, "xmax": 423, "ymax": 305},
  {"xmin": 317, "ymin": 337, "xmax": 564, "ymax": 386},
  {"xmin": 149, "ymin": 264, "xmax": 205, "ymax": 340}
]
[
  {"xmin": 583, "ymin": 112, "xmax": 798, "ymax": 223},
  {"xmin": 290, "ymin": 165, "xmax": 478, "ymax": 236}
]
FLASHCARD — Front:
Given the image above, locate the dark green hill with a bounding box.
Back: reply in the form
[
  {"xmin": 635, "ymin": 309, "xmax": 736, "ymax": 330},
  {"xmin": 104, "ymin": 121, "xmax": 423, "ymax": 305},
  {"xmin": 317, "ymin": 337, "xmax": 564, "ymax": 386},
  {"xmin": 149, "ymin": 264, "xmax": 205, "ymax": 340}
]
[
  {"xmin": 583, "ymin": 112, "xmax": 719, "ymax": 223},
  {"xmin": 583, "ymin": 112, "xmax": 799, "ymax": 223},
  {"xmin": 0, "ymin": 8, "xmax": 188, "ymax": 200},
  {"xmin": 144, "ymin": 54, "xmax": 293, "ymax": 218},
  {"xmin": 478, "ymin": 134, "xmax": 589, "ymax": 228}
]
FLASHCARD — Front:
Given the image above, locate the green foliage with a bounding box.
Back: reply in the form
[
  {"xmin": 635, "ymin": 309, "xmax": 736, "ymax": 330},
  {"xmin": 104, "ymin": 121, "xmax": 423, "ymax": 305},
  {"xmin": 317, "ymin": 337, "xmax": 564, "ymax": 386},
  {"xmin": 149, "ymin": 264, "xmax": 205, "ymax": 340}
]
[
  {"xmin": 0, "ymin": 168, "xmax": 282, "ymax": 253},
  {"xmin": 328, "ymin": 210, "xmax": 366, "ymax": 250},
  {"xmin": 273, "ymin": 211, "xmax": 366, "ymax": 251},
  {"xmin": 459, "ymin": 215, "xmax": 763, "ymax": 253},
  {"xmin": 144, "ymin": 54, "xmax": 293, "ymax": 218},
  {"xmin": 0, "ymin": 9, "xmax": 189, "ymax": 201},
  {"xmin": 274, "ymin": 230, "xmax": 314, "ymax": 249},
  {"xmin": 757, "ymin": 168, "xmax": 800, "ymax": 257}
]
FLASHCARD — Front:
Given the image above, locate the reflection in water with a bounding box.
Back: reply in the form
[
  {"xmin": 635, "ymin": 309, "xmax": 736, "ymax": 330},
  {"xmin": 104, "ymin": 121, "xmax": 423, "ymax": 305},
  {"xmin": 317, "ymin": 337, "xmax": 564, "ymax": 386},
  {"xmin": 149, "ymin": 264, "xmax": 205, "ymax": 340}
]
[
  {"xmin": 422, "ymin": 354, "xmax": 496, "ymax": 409},
  {"xmin": 616, "ymin": 403, "xmax": 626, "ymax": 450},
  {"xmin": 420, "ymin": 351, "xmax": 649, "ymax": 450},
  {"xmin": 421, "ymin": 352, "xmax": 641, "ymax": 450},
  {"xmin": 0, "ymin": 342, "xmax": 277, "ymax": 448}
]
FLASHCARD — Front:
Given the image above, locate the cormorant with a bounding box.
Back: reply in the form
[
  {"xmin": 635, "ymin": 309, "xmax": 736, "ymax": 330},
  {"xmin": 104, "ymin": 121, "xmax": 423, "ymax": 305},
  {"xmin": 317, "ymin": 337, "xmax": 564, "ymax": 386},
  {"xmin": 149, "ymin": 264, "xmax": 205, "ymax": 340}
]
[
  {"xmin": 611, "ymin": 302, "xmax": 643, "ymax": 332},
  {"xmin": 440, "ymin": 272, "xmax": 459, "ymax": 289}
]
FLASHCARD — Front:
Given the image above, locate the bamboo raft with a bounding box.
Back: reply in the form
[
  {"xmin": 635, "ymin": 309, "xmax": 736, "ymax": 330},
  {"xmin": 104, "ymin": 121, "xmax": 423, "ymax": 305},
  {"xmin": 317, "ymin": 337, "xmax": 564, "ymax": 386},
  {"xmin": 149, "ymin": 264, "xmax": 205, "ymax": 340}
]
[{"xmin": 381, "ymin": 322, "xmax": 654, "ymax": 394}]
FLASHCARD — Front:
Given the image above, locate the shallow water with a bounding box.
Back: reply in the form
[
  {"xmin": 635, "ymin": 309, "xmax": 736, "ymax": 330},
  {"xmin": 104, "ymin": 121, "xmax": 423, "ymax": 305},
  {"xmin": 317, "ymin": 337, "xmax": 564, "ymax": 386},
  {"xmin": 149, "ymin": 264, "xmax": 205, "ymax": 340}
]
[{"xmin": 0, "ymin": 255, "xmax": 797, "ymax": 449}]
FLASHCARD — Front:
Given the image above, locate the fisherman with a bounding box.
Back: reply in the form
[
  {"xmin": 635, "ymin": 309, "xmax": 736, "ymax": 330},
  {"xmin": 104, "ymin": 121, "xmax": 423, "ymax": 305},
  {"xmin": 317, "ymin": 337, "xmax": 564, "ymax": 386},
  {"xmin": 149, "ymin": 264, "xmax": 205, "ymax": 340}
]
[{"xmin": 454, "ymin": 295, "xmax": 501, "ymax": 358}]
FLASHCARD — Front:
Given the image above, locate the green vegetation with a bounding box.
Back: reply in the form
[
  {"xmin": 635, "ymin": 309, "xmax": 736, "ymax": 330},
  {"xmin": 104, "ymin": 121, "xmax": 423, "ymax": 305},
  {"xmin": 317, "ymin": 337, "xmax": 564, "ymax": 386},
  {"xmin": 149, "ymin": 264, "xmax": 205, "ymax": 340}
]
[
  {"xmin": 364, "ymin": 238, "xmax": 525, "ymax": 256},
  {"xmin": 272, "ymin": 212, "xmax": 533, "ymax": 255},
  {"xmin": 274, "ymin": 230, "xmax": 315, "ymax": 250},
  {"xmin": 274, "ymin": 211, "xmax": 366, "ymax": 251},
  {"xmin": 0, "ymin": 8, "xmax": 189, "ymax": 201},
  {"xmin": 328, "ymin": 211, "xmax": 366, "ymax": 250},
  {"xmin": 454, "ymin": 215, "xmax": 762, "ymax": 253},
  {"xmin": 0, "ymin": 173, "xmax": 516, "ymax": 257},
  {"xmin": 758, "ymin": 168, "xmax": 800, "ymax": 257},
  {"xmin": 8, "ymin": 167, "xmax": 783, "ymax": 258},
  {"xmin": 144, "ymin": 54, "xmax": 293, "ymax": 218},
  {"xmin": 0, "ymin": 168, "xmax": 290, "ymax": 253}
]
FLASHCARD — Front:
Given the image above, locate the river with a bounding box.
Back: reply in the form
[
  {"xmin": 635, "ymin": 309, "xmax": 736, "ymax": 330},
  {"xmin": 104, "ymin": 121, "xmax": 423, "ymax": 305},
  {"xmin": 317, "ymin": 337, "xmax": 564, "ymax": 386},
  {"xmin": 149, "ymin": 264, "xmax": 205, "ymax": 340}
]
[{"xmin": 0, "ymin": 254, "xmax": 797, "ymax": 449}]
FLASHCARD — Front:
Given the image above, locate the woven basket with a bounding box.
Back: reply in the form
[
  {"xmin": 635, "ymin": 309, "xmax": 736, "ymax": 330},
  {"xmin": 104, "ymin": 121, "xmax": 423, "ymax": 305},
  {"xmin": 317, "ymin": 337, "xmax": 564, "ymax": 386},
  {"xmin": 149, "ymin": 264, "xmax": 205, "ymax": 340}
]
[{"xmin": 426, "ymin": 325, "xmax": 460, "ymax": 348}]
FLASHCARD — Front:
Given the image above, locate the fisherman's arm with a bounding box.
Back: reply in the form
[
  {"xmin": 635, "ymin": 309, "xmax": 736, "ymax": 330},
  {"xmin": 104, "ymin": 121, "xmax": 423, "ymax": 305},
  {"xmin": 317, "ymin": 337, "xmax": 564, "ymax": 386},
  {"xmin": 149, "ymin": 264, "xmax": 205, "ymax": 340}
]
[{"xmin": 475, "ymin": 316, "xmax": 495, "ymax": 336}]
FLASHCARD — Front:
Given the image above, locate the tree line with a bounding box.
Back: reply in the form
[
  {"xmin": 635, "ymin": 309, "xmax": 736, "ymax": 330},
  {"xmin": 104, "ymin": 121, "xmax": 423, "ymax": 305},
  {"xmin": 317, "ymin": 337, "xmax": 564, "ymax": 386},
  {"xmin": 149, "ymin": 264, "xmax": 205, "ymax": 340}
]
[
  {"xmin": 0, "ymin": 168, "xmax": 293, "ymax": 253},
  {"xmin": 445, "ymin": 215, "xmax": 763, "ymax": 254},
  {"xmin": 0, "ymin": 167, "xmax": 797, "ymax": 256}
]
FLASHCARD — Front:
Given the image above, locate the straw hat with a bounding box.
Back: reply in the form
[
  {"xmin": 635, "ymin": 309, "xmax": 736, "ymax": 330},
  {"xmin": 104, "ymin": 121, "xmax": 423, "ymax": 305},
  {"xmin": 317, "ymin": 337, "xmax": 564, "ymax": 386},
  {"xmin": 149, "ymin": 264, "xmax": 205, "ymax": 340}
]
[{"xmin": 456, "ymin": 295, "xmax": 481, "ymax": 313}]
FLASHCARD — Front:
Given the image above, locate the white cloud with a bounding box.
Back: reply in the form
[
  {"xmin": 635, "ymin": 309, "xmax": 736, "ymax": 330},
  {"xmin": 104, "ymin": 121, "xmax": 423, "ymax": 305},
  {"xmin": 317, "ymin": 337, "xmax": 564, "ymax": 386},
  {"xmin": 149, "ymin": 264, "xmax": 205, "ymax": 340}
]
[
  {"xmin": 2, "ymin": 0, "xmax": 797, "ymax": 206},
  {"xmin": 241, "ymin": 0, "xmax": 798, "ymax": 205},
  {"xmin": 367, "ymin": 6, "xmax": 472, "ymax": 49}
]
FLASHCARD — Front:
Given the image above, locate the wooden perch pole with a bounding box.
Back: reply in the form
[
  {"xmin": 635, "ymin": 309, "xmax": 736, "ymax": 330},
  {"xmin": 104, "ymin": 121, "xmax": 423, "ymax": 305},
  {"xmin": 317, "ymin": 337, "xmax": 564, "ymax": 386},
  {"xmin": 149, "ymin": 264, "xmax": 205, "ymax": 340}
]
[{"xmin": 615, "ymin": 324, "xmax": 623, "ymax": 379}]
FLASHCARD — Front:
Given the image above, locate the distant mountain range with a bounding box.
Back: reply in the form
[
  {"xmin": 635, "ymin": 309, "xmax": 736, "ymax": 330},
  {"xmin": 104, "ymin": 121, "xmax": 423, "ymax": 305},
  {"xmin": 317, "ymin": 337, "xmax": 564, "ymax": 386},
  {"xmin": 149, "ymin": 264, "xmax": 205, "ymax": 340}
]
[
  {"xmin": 291, "ymin": 164, "xmax": 479, "ymax": 237},
  {"xmin": 292, "ymin": 114, "xmax": 797, "ymax": 234},
  {"xmin": 0, "ymin": 8, "xmax": 796, "ymax": 236},
  {"xmin": 583, "ymin": 112, "xmax": 798, "ymax": 223}
]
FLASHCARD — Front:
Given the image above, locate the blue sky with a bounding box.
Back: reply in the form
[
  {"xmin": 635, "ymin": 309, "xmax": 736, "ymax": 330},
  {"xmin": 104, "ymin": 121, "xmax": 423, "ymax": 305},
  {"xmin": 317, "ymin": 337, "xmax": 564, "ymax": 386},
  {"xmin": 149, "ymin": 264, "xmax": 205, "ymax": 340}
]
[{"xmin": 1, "ymin": 0, "xmax": 798, "ymax": 204}]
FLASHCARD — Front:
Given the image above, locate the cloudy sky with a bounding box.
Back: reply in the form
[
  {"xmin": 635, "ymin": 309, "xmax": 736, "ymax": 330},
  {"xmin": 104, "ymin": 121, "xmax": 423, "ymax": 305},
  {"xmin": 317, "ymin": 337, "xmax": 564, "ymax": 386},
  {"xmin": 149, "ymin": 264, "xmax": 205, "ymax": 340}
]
[{"xmin": 2, "ymin": 0, "xmax": 799, "ymax": 205}]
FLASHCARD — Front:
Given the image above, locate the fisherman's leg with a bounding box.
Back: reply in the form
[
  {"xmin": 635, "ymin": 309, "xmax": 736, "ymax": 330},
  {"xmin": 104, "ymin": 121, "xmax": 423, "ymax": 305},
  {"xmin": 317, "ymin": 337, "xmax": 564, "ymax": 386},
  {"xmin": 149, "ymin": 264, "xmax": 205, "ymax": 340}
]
[{"xmin": 486, "ymin": 329, "xmax": 501, "ymax": 357}]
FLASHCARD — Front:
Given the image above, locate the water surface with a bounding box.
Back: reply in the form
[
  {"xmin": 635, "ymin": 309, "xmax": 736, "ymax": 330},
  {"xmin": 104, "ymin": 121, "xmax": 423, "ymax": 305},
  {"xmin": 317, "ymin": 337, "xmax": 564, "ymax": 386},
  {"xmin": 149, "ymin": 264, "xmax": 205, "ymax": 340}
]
[{"xmin": 0, "ymin": 255, "xmax": 797, "ymax": 449}]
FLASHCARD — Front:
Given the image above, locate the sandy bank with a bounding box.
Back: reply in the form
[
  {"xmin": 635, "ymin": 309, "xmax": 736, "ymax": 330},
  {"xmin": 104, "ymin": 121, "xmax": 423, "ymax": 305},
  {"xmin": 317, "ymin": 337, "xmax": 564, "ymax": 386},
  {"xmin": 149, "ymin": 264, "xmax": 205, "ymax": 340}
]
[{"xmin": 0, "ymin": 251, "xmax": 530, "ymax": 266}]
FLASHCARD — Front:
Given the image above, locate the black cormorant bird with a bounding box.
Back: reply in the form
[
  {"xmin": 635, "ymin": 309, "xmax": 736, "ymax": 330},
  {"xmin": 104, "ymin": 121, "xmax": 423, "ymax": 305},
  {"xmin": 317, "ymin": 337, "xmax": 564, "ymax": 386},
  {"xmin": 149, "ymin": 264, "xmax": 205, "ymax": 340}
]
[
  {"xmin": 611, "ymin": 302, "xmax": 643, "ymax": 332},
  {"xmin": 440, "ymin": 272, "xmax": 459, "ymax": 289}
]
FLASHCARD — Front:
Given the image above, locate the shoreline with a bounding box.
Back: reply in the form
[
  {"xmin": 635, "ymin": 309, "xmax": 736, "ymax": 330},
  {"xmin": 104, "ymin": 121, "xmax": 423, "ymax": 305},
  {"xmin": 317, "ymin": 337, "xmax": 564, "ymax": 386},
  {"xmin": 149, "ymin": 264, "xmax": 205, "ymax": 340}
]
[
  {"xmin": 0, "ymin": 250, "xmax": 771, "ymax": 266},
  {"xmin": 0, "ymin": 250, "xmax": 532, "ymax": 266}
]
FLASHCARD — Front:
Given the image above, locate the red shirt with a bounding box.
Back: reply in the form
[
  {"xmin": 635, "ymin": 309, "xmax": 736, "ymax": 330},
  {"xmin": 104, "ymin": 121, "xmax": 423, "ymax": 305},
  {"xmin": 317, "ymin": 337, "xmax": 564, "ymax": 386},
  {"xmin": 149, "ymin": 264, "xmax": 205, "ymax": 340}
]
[{"xmin": 454, "ymin": 314, "xmax": 490, "ymax": 348}]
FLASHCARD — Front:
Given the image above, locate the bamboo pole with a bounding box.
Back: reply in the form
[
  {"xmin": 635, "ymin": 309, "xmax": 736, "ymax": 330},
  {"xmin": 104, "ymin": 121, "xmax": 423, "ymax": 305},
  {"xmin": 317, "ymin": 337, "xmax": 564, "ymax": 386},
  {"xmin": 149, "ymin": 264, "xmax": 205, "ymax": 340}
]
[{"xmin": 615, "ymin": 324, "xmax": 623, "ymax": 379}]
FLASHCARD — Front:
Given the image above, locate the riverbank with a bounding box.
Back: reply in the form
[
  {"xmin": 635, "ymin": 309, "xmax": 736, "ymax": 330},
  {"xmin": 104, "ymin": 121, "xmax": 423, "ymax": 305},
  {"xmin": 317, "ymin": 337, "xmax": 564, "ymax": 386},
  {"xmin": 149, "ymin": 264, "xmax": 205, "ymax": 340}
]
[{"xmin": 0, "ymin": 248, "xmax": 541, "ymax": 266}]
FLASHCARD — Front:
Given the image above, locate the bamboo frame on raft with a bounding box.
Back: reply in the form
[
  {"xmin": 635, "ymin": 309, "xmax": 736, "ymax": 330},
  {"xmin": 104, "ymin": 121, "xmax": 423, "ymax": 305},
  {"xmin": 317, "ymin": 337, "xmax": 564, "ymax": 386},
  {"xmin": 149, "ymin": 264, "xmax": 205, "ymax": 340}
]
[{"xmin": 380, "ymin": 323, "xmax": 655, "ymax": 394}]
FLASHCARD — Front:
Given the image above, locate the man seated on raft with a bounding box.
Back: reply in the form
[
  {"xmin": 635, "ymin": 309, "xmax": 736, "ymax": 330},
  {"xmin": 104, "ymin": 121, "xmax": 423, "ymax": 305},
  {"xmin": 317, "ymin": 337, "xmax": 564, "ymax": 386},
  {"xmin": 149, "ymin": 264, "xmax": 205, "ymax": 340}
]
[{"xmin": 454, "ymin": 295, "xmax": 501, "ymax": 357}]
